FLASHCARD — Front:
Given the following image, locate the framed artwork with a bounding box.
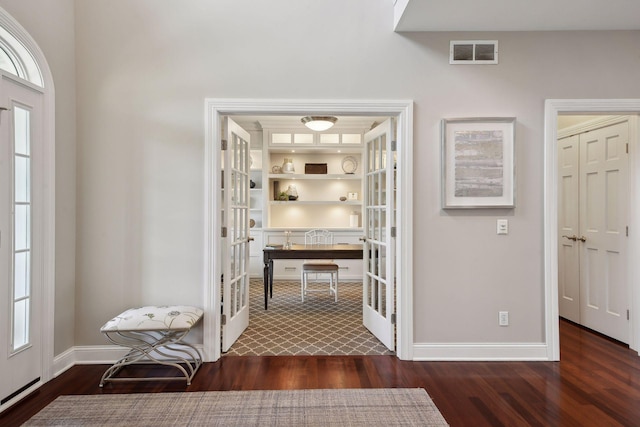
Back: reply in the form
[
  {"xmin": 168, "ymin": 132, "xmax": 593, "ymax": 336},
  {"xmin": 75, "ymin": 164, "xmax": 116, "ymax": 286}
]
[{"xmin": 441, "ymin": 117, "xmax": 516, "ymax": 209}]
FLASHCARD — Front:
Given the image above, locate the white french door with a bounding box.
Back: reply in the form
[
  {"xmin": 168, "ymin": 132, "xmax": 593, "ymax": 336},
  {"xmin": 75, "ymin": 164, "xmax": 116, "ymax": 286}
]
[
  {"xmin": 0, "ymin": 74, "xmax": 43, "ymax": 404},
  {"xmin": 362, "ymin": 118, "xmax": 395, "ymax": 351},
  {"xmin": 558, "ymin": 120, "xmax": 629, "ymax": 343},
  {"xmin": 220, "ymin": 117, "xmax": 251, "ymax": 352}
]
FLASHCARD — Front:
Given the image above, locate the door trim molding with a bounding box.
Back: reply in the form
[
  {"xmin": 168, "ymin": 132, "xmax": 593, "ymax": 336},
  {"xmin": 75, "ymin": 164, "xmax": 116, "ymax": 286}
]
[
  {"xmin": 544, "ymin": 99, "xmax": 640, "ymax": 360},
  {"xmin": 204, "ymin": 99, "xmax": 414, "ymax": 361}
]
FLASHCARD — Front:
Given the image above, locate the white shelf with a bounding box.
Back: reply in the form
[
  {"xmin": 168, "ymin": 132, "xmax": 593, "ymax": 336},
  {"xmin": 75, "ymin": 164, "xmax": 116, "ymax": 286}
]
[
  {"xmin": 265, "ymin": 227, "xmax": 363, "ymax": 232},
  {"xmin": 264, "ymin": 129, "xmax": 364, "ymax": 230},
  {"xmin": 270, "ymin": 200, "xmax": 361, "ymax": 205},
  {"xmin": 269, "ymin": 173, "xmax": 360, "ymax": 180}
]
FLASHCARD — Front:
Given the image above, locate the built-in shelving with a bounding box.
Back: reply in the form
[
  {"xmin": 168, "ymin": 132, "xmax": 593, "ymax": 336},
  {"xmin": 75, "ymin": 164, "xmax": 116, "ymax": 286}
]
[
  {"xmin": 268, "ymin": 173, "xmax": 360, "ymax": 180},
  {"xmin": 269, "ymin": 200, "xmax": 362, "ymax": 205}
]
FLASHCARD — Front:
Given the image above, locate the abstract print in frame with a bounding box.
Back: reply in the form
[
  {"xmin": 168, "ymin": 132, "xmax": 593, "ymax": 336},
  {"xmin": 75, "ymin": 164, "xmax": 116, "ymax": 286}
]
[{"xmin": 442, "ymin": 117, "xmax": 516, "ymax": 208}]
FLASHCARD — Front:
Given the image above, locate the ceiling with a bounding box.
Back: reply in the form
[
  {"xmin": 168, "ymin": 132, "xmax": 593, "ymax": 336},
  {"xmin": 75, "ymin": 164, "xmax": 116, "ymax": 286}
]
[{"xmin": 394, "ymin": 0, "xmax": 640, "ymax": 32}]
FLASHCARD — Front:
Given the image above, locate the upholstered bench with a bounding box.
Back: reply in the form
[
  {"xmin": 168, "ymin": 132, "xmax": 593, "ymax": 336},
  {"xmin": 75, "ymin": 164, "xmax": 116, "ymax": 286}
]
[{"xmin": 99, "ymin": 305, "xmax": 204, "ymax": 387}]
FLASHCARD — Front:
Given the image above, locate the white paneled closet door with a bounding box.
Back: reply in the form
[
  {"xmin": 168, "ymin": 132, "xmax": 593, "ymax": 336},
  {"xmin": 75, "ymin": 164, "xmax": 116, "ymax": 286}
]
[
  {"xmin": 558, "ymin": 134, "xmax": 580, "ymax": 323},
  {"xmin": 558, "ymin": 119, "xmax": 630, "ymax": 343}
]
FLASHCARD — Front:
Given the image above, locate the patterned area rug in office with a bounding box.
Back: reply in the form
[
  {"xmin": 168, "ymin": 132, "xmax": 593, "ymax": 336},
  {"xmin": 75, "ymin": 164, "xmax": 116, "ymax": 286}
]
[{"xmin": 225, "ymin": 279, "xmax": 394, "ymax": 356}]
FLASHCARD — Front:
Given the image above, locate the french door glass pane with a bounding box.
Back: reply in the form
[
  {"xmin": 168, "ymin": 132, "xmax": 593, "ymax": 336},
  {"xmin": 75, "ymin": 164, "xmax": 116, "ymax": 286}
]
[
  {"xmin": 14, "ymin": 155, "xmax": 30, "ymax": 202},
  {"xmin": 14, "ymin": 106, "xmax": 30, "ymax": 155},
  {"xmin": 14, "ymin": 251, "xmax": 30, "ymax": 299},
  {"xmin": 13, "ymin": 299, "xmax": 29, "ymax": 349},
  {"xmin": 14, "ymin": 204, "xmax": 30, "ymax": 251}
]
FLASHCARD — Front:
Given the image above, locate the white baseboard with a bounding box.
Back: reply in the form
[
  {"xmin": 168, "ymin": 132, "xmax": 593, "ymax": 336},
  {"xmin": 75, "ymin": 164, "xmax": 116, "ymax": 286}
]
[
  {"xmin": 52, "ymin": 342, "xmax": 549, "ymax": 378},
  {"xmin": 412, "ymin": 342, "xmax": 550, "ymax": 361},
  {"xmin": 53, "ymin": 344, "xmax": 206, "ymax": 377}
]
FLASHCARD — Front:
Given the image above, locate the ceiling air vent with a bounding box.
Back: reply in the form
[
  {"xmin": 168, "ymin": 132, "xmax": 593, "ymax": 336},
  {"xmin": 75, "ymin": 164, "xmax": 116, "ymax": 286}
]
[{"xmin": 450, "ymin": 40, "xmax": 498, "ymax": 65}]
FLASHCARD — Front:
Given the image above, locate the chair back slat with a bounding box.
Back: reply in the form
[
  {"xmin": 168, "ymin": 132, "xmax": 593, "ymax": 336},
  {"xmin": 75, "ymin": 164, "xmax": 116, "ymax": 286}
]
[{"xmin": 305, "ymin": 229, "xmax": 333, "ymax": 245}]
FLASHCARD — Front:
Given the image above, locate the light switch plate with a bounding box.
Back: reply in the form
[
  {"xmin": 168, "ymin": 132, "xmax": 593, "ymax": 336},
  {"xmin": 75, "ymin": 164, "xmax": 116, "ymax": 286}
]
[{"xmin": 497, "ymin": 219, "xmax": 508, "ymax": 235}]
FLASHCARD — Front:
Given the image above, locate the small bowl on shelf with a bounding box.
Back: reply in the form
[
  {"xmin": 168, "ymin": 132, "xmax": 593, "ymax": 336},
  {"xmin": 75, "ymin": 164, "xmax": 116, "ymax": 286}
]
[{"xmin": 339, "ymin": 196, "xmax": 347, "ymax": 201}]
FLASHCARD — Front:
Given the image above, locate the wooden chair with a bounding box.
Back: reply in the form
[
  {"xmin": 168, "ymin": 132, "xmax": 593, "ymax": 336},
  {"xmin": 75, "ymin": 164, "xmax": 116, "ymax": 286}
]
[{"xmin": 301, "ymin": 229, "xmax": 338, "ymax": 302}]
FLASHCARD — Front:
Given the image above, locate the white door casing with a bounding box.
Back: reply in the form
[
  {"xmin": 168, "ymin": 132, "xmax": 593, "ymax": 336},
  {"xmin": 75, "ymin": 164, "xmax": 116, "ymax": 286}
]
[
  {"xmin": 221, "ymin": 117, "xmax": 251, "ymax": 352},
  {"xmin": 545, "ymin": 101, "xmax": 640, "ymax": 361},
  {"xmin": 578, "ymin": 121, "xmax": 629, "ymax": 342},
  {"xmin": 0, "ymin": 75, "xmax": 43, "ymax": 404},
  {"xmin": 204, "ymin": 99, "xmax": 414, "ymax": 362},
  {"xmin": 362, "ymin": 118, "xmax": 395, "ymax": 351}
]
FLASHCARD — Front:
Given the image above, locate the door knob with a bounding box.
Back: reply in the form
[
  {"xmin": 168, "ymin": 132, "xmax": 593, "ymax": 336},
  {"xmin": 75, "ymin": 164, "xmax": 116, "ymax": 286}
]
[
  {"xmin": 359, "ymin": 236, "xmax": 367, "ymax": 242},
  {"xmin": 562, "ymin": 235, "xmax": 578, "ymax": 241},
  {"xmin": 577, "ymin": 236, "xmax": 586, "ymax": 242}
]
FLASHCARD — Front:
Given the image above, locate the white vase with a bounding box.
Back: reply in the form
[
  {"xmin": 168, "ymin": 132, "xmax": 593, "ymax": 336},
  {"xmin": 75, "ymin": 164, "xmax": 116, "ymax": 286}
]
[
  {"xmin": 281, "ymin": 158, "xmax": 295, "ymax": 174},
  {"xmin": 349, "ymin": 212, "xmax": 359, "ymax": 228}
]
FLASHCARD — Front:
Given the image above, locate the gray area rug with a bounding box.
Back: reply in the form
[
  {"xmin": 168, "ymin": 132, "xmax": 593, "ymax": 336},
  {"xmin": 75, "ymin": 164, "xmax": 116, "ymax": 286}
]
[
  {"xmin": 225, "ymin": 280, "xmax": 394, "ymax": 356},
  {"xmin": 24, "ymin": 388, "xmax": 448, "ymax": 426}
]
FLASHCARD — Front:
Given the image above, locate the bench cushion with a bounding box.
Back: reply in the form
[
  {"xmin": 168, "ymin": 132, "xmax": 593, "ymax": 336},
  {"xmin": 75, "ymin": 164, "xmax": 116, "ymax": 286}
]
[{"xmin": 101, "ymin": 305, "xmax": 203, "ymax": 332}]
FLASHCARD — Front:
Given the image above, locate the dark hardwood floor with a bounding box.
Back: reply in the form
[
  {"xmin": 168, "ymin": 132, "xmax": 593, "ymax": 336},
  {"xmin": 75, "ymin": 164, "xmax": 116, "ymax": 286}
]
[{"xmin": 2, "ymin": 319, "xmax": 640, "ymax": 426}]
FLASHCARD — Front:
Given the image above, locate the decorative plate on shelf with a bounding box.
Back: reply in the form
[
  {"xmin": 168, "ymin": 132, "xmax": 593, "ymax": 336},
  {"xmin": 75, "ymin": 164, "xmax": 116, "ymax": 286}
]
[
  {"xmin": 271, "ymin": 165, "xmax": 282, "ymax": 174},
  {"xmin": 341, "ymin": 156, "xmax": 358, "ymax": 174}
]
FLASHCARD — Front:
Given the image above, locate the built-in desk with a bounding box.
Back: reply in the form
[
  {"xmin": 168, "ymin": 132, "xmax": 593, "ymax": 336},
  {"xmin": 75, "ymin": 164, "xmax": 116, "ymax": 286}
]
[{"xmin": 262, "ymin": 244, "xmax": 363, "ymax": 309}]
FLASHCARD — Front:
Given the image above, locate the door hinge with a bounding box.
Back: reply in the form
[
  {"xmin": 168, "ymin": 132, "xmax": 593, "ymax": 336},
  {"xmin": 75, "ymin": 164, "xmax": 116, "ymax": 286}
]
[
  {"xmin": 627, "ymin": 310, "xmax": 630, "ymax": 321},
  {"xmin": 626, "ymin": 143, "xmax": 629, "ymax": 154},
  {"xmin": 221, "ymin": 314, "xmax": 227, "ymax": 325},
  {"xmin": 221, "ymin": 227, "xmax": 227, "ymax": 238},
  {"xmin": 391, "ymin": 313, "xmax": 396, "ymax": 324},
  {"xmin": 221, "ymin": 139, "xmax": 228, "ymax": 150},
  {"xmin": 391, "ymin": 140, "xmax": 397, "ymax": 152},
  {"xmin": 390, "ymin": 226, "xmax": 396, "ymax": 238},
  {"xmin": 626, "ymin": 226, "xmax": 629, "ymax": 237}
]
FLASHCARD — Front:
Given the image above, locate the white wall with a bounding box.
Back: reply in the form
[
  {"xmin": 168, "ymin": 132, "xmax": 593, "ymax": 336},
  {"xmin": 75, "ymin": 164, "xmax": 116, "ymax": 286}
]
[
  {"xmin": 73, "ymin": 0, "xmax": 640, "ymax": 347},
  {"xmin": 0, "ymin": 0, "xmax": 77, "ymax": 355},
  {"xmin": 6, "ymin": 1, "xmax": 640, "ymax": 353}
]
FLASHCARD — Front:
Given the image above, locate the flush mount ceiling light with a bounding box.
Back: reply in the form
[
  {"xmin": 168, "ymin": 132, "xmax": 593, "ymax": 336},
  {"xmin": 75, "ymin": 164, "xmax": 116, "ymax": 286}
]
[{"xmin": 301, "ymin": 116, "xmax": 338, "ymax": 131}]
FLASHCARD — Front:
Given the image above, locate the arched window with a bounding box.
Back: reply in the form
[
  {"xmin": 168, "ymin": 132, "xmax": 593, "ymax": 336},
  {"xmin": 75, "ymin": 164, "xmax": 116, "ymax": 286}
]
[{"xmin": 0, "ymin": 25, "xmax": 43, "ymax": 87}]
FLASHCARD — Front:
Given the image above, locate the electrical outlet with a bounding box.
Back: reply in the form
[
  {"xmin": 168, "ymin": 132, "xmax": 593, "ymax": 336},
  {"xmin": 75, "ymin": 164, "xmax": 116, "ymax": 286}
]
[{"xmin": 499, "ymin": 311, "xmax": 509, "ymax": 326}]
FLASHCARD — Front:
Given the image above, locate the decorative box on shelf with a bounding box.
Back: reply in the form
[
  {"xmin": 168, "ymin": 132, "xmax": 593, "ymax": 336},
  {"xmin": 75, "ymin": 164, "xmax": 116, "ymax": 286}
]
[{"xmin": 304, "ymin": 163, "xmax": 327, "ymax": 174}]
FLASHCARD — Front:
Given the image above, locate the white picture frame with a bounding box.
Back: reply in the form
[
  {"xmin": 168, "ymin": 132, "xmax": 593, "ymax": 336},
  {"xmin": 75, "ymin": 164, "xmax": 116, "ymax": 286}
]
[{"xmin": 441, "ymin": 117, "xmax": 516, "ymax": 209}]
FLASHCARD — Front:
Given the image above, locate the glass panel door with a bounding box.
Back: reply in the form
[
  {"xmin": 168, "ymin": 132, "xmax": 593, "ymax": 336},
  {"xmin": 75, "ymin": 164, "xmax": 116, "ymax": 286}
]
[
  {"xmin": 221, "ymin": 117, "xmax": 251, "ymax": 352},
  {"xmin": 362, "ymin": 118, "xmax": 395, "ymax": 351},
  {"xmin": 1, "ymin": 75, "xmax": 43, "ymax": 404}
]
